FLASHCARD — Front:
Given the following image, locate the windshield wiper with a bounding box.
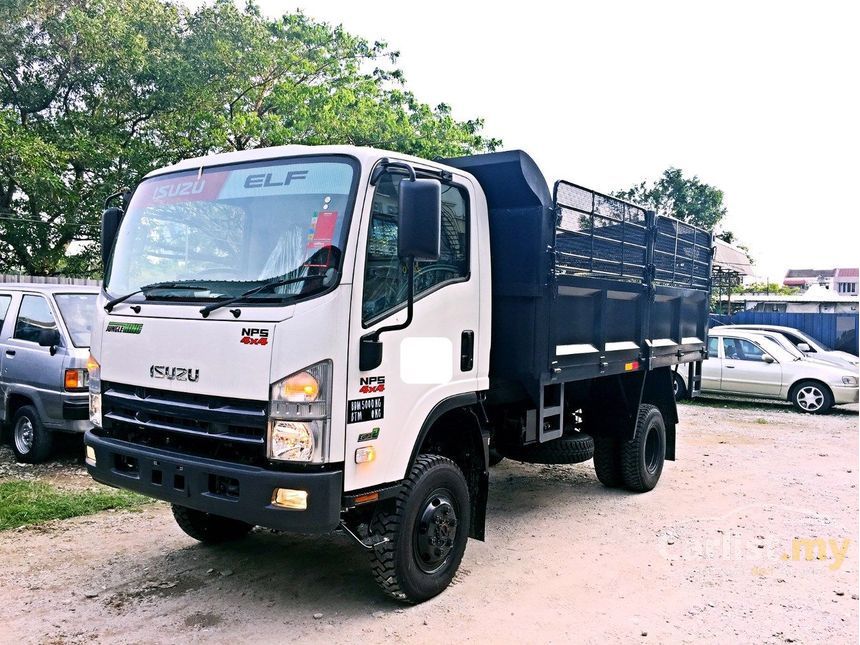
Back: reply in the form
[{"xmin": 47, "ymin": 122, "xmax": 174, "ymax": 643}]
[
  {"xmin": 104, "ymin": 282, "xmax": 213, "ymax": 312},
  {"xmin": 199, "ymin": 269, "xmax": 338, "ymax": 318}
]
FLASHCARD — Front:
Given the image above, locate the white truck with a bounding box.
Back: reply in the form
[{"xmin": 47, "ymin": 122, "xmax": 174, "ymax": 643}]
[{"xmin": 85, "ymin": 145, "xmax": 712, "ymax": 602}]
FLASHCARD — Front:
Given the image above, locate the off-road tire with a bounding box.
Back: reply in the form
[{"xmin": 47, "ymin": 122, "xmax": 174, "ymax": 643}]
[
  {"xmin": 672, "ymin": 372, "xmax": 687, "ymax": 402},
  {"xmin": 11, "ymin": 405, "xmax": 53, "ymax": 464},
  {"xmin": 789, "ymin": 380, "xmax": 833, "ymax": 415},
  {"xmin": 501, "ymin": 432, "xmax": 594, "ymax": 465},
  {"xmin": 171, "ymin": 505, "xmax": 253, "ymax": 543},
  {"xmin": 368, "ymin": 454, "xmax": 470, "ymax": 603},
  {"xmin": 620, "ymin": 404, "xmax": 666, "ymax": 492},
  {"xmin": 592, "ymin": 436, "xmax": 624, "ymax": 488}
]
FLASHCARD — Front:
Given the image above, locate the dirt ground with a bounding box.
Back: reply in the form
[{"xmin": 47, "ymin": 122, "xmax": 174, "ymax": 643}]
[{"xmin": 0, "ymin": 399, "xmax": 857, "ymax": 644}]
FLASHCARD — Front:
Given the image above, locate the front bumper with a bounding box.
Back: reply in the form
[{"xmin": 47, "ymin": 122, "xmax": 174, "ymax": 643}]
[
  {"xmin": 84, "ymin": 431, "xmax": 343, "ymax": 533},
  {"xmin": 831, "ymin": 384, "xmax": 859, "ymax": 405}
]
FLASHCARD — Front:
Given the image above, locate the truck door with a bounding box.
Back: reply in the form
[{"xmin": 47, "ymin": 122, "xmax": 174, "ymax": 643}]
[
  {"xmin": 345, "ymin": 169, "xmax": 481, "ymax": 491},
  {"xmin": 720, "ymin": 336, "xmax": 782, "ymax": 396}
]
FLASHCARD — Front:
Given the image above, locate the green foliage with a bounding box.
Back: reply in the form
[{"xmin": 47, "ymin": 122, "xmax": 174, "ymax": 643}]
[
  {"xmin": 0, "ymin": 480, "xmax": 150, "ymax": 530},
  {"xmin": 614, "ymin": 167, "xmax": 733, "ymax": 238},
  {"xmin": 733, "ymin": 281, "xmax": 799, "ymax": 296},
  {"xmin": 0, "ymin": 0, "xmax": 500, "ymax": 276}
]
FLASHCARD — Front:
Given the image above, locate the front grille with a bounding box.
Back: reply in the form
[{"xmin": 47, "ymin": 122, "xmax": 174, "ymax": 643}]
[{"xmin": 101, "ymin": 381, "xmax": 268, "ymax": 464}]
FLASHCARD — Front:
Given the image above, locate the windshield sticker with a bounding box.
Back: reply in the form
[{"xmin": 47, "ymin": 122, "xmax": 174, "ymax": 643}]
[
  {"xmin": 347, "ymin": 396, "xmax": 384, "ymax": 424},
  {"xmin": 134, "ymin": 163, "xmax": 353, "ymax": 208},
  {"xmin": 106, "ymin": 322, "xmax": 143, "ymax": 334},
  {"xmin": 305, "ymin": 211, "xmax": 339, "ymax": 263}
]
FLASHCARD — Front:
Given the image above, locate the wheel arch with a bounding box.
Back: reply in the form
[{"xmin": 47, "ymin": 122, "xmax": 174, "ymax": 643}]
[
  {"xmin": 787, "ymin": 378, "xmax": 834, "ymax": 404},
  {"xmin": 407, "ymin": 393, "xmax": 489, "ymax": 541}
]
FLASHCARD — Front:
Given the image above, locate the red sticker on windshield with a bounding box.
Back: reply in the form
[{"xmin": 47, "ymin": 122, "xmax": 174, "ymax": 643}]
[{"xmin": 136, "ymin": 171, "xmax": 230, "ymax": 207}]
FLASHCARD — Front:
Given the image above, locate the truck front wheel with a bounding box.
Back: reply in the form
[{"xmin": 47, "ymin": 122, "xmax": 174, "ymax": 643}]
[
  {"xmin": 171, "ymin": 504, "xmax": 253, "ymax": 543},
  {"xmin": 369, "ymin": 454, "xmax": 470, "ymax": 603}
]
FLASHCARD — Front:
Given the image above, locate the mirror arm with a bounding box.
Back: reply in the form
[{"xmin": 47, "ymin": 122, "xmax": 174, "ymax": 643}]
[
  {"xmin": 370, "ymin": 159, "xmax": 416, "ymax": 186},
  {"xmin": 369, "ymin": 257, "xmax": 415, "ymax": 341},
  {"xmin": 359, "ymin": 258, "xmax": 415, "ymax": 371}
]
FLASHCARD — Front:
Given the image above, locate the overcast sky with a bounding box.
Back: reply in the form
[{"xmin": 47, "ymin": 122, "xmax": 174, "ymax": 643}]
[{"xmin": 254, "ymin": 0, "xmax": 858, "ymax": 281}]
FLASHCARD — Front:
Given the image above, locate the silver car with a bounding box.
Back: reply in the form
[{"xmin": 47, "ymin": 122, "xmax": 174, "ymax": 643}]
[
  {"xmin": 0, "ymin": 284, "xmax": 97, "ymax": 462},
  {"xmin": 715, "ymin": 324, "xmax": 858, "ymax": 370},
  {"xmin": 675, "ymin": 328, "xmax": 858, "ymax": 414}
]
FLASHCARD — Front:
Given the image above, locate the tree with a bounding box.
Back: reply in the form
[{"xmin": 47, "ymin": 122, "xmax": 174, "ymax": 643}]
[
  {"xmin": 0, "ymin": 0, "xmax": 500, "ymax": 276},
  {"xmin": 613, "ymin": 167, "xmax": 736, "ymax": 243},
  {"xmin": 733, "ymin": 282, "xmax": 799, "ymax": 296}
]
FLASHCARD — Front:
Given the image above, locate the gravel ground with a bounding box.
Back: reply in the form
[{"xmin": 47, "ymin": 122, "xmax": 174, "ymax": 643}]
[{"xmin": 0, "ymin": 399, "xmax": 857, "ymax": 644}]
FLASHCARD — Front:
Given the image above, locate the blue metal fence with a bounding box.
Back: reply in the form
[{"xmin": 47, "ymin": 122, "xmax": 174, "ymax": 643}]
[{"xmin": 709, "ymin": 311, "xmax": 859, "ymax": 356}]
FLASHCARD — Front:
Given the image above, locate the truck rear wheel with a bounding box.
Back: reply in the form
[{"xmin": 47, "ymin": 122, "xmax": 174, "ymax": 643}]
[
  {"xmin": 171, "ymin": 504, "xmax": 253, "ymax": 543},
  {"xmin": 592, "ymin": 437, "xmax": 623, "ymax": 487},
  {"xmin": 620, "ymin": 404, "xmax": 666, "ymax": 492},
  {"xmin": 369, "ymin": 454, "xmax": 470, "ymax": 603},
  {"xmin": 11, "ymin": 405, "xmax": 53, "ymax": 464}
]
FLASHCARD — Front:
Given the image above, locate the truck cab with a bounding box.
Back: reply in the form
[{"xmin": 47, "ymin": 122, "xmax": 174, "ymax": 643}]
[{"xmin": 86, "ymin": 145, "xmax": 712, "ymax": 603}]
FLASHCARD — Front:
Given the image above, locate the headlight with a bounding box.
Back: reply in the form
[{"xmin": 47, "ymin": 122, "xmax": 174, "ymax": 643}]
[
  {"xmin": 269, "ymin": 361, "xmax": 331, "ymax": 462},
  {"xmin": 270, "ymin": 421, "xmax": 315, "ymax": 461},
  {"xmin": 87, "ymin": 354, "xmax": 102, "ymax": 428},
  {"xmin": 842, "ymin": 376, "xmax": 858, "ymax": 386}
]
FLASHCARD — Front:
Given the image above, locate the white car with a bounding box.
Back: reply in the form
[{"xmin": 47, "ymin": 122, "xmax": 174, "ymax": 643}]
[
  {"xmin": 715, "ymin": 324, "xmax": 858, "ymax": 370},
  {"xmin": 674, "ymin": 328, "xmax": 858, "ymax": 414}
]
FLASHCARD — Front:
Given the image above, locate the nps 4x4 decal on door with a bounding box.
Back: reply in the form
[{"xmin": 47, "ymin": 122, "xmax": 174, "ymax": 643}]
[
  {"xmin": 240, "ymin": 328, "xmax": 269, "ymax": 346},
  {"xmin": 358, "ymin": 375, "xmax": 385, "ymax": 394}
]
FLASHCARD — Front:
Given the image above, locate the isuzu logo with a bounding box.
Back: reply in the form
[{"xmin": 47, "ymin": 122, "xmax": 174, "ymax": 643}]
[{"xmin": 150, "ymin": 365, "xmax": 200, "ymax": 382}]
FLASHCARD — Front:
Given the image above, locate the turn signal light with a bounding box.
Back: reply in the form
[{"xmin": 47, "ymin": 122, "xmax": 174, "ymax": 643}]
[
  {"xmin": 624, "ymin": 361, "xmax": 640, "ymax": 371},
  {"xmin": 64, "ymin": 368, "xmax": 88, "ymax": 391},
  {"xmin": 281, "ymin": 371, "xmax": 320, "ymax": 402},
  {"xmin": 355, "ymin": 446, "xmax": 376, "ymax": 464}
]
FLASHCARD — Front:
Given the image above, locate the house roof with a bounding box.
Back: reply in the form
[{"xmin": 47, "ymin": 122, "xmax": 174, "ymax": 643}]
[
  {"xmin": 712, "ymin": 239, "xmax": 754, "ymax": 275},
  {"xmin": 835, "ymin": 267, "xmax": 859, "ymax": 278},
  {"xmin": 784, "ymin": 268, "xmax": 836, "ymax": 279}
]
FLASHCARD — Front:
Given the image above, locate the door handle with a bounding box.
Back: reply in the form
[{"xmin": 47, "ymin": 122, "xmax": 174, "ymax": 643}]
[
  {"xmin": 725, "ymin": 364, "xmax": 735, "ymax": 368},
  {"xmin": 460, "ymin": 330, "xmax": 474, "ymax": 372},
  {"xmin": 4, "ymin": 350, "xmax": 14, "ymax": 357}
]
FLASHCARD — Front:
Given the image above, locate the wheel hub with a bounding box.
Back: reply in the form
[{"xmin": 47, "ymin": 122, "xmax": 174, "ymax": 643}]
[
  {"xmin": 797, "ymin": 386, "xmax": 823, "ymax": 411},
  {"xmin": 414, "ymin": 493, "xmax": 458, "ymax": 573},
  {"xmin": 14, "ymin": 417, "xmax": 34, "ymax": 454}
]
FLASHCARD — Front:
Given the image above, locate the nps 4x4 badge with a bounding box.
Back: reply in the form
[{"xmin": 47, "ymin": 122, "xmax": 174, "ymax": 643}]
[{"xmin": 106, "ymin": 322, "xmax": 143, "ymax": 334}]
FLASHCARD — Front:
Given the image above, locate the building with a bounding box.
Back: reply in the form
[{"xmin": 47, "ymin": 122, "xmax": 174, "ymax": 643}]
[
  {"xmin": 783, "ymin": 267, "xmax": 858, "ymax": 295},
  {"xmin": 834, "ymin": 268, "xmax": 858, "ymax": 295}
]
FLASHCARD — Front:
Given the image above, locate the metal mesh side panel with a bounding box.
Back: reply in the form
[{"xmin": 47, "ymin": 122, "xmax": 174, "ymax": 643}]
[
  {"xmin": 652, "ymin": 216, "xmax": 712, "ymax": 290},
  {"xmin": 554, "ymin": 180, "xmax": 648, "ymax": 282}
]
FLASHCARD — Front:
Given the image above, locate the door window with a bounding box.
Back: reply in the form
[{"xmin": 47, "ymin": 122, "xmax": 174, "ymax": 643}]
[
  {"xmin": 362, "ymin": 172, "xmax": 469, "ymax": 324},
  {"xmin": 722, "ymin": 337, "xmax": 765, "ymax": 361},
  {"xmin": 13, "ymin": 295, "xmax": 58, "ymax": 343},
  {"xmin": 0, "ymin": 295, "xmax": 11, "ymax": 335},
  {"xmin": 707, "ymin": 336, "xmax": 719, "ymax": 357}
]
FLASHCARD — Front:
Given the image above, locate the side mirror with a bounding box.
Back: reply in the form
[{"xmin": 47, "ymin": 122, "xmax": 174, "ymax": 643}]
[
  {"xmin": 37, "ymin": 329, "xmax": 61, "ymax": 355},
  {"xmin": 796, "ymin": 342, "xmax": 811, "ymax": 352},
  {"xmin": 761, "ymin": 354, "xmax": 775, "ymax": 364},
  {"xmin": 101, "ymin": 206, "xmax": 124, "ymax": 268},
  {"xmin": 398, "ymin": 178, "xmax": 441, "ymax": 261}
]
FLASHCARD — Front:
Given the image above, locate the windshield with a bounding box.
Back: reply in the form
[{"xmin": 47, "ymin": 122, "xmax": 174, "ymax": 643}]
[
  {"xmin": 54, "ymin": 293, "xmax": 97, "ymax": 347},
  {"xmin": 105, "ymin": 156, "xmax": 358, "ymax": 305},
  {"xmin": 758, "ymin": 333, "xmax": 805, "ymax": 359}
]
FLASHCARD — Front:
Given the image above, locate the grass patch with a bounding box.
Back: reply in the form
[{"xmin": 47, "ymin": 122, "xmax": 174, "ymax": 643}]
[{"xmin": 0, "ymin": 481, "xmax": 151, "ymax": 531}]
